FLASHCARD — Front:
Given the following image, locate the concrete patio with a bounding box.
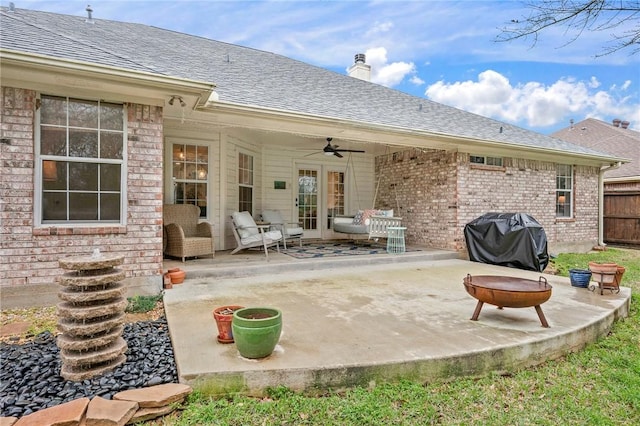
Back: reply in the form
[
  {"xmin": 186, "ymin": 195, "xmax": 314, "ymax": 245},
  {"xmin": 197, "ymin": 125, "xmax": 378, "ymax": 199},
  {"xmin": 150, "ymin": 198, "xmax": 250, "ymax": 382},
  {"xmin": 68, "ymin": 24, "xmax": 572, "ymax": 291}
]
[{"xmin": 162, "ymin": 248, "xmax": 631, "ymax": 396}]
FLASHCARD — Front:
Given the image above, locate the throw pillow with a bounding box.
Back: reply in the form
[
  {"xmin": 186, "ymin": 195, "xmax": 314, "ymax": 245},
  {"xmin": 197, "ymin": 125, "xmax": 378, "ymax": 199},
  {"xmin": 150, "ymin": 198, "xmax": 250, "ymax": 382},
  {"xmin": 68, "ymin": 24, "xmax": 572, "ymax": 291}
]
[
  {"xmin": 361, "ymin": 209, "xmax": 380, "ymax": 226},
  {"xmin": 352, "ymin": 210, "xmax": 365, "ymax": 225}
]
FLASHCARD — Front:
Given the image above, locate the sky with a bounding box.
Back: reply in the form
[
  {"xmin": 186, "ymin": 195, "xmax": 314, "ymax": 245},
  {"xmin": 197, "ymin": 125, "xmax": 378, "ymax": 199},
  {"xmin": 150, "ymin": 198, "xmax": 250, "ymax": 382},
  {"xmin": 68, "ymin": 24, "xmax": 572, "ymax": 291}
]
[{"xmin": 3, "ymin": 0, "xmax": 639, "ymax": 134}]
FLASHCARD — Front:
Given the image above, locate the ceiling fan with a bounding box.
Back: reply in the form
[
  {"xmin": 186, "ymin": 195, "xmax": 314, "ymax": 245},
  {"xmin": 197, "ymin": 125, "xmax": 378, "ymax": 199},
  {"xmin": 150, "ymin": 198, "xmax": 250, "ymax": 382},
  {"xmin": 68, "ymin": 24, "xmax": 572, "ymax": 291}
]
[{"xmin": 321, "ymin": 138, "xmax": 365, "ymax": 158}]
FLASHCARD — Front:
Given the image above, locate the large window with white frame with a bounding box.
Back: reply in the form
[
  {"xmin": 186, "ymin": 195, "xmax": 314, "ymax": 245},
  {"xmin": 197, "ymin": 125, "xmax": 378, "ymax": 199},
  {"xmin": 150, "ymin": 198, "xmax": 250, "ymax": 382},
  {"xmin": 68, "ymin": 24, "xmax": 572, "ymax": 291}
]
[
  {"xmin": 556, "ymin": 164, "xmax": 573, "ymax": 218},
  {"xmin": 238, "ymin": 152, "xmax": 253, "ymax": 214},
  {"xmin": 172, "ymin": 143, "xmax": 209, "ymax": 218},
  {"xmin": 38, "ymin": 95, "xmax": 125, "ymax": 224}
]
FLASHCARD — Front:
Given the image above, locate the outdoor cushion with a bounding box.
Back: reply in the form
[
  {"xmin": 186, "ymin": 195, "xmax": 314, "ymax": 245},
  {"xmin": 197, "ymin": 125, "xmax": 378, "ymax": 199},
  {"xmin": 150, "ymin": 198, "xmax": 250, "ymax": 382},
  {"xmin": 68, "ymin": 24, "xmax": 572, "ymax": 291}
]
[
  {"xmin": 240, "ymin": 230, "xmax": 282, "ymax": 245},
  {"xmin": 232, "ymin": 211, "xmax": 259, "ymax": 239},
  {"xmin": 362, "ymin": 209, "xmax": 382, "ymax": 225},
  {"xmin": 261, "ymin": 210, "xmax": 284, "ymax": 224}
]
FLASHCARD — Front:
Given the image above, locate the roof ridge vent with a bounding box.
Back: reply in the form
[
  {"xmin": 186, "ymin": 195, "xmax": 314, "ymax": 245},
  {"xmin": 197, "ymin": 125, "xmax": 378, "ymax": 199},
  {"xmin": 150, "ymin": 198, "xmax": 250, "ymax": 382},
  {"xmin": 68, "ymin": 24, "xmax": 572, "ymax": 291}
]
[{"xmin": 85, "ymin": 5, "xmax": 95, "ymax": 24}]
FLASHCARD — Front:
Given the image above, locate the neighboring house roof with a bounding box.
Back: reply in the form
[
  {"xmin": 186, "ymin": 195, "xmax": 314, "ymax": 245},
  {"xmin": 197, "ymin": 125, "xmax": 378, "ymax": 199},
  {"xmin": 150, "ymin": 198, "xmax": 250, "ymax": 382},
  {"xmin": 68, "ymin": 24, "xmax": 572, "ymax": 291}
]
[
  {"xmin": 552, "ymin": 118, "xmax": 640, "ymax": 180},
  {"xmin": 0, "ymin": 6, "xmax": 622, "ymax": 161}
]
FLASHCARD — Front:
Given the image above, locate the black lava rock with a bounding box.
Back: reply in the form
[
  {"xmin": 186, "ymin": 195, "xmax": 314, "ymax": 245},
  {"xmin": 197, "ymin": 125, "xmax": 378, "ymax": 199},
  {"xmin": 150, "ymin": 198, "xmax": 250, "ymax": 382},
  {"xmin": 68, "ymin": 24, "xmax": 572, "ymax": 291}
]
[{"xmin": 0, "ymin": 318, "xmax": 178, "ymax": 418}]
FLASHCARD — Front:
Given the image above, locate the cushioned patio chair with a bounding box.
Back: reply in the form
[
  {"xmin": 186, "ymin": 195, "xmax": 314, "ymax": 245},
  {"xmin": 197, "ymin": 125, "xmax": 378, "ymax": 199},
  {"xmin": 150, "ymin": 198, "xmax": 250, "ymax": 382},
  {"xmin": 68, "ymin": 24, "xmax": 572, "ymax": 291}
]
[
  {"xmin": 260, "ymin": 210, "xmax": 304, "ymax": 249},
  {"xmin": 163, "ymin": 204, "xmax": 215, "ymax": 262},
  {"xmin": 231, "ymin": 211, "xmax": 283, "ymax": 258}
]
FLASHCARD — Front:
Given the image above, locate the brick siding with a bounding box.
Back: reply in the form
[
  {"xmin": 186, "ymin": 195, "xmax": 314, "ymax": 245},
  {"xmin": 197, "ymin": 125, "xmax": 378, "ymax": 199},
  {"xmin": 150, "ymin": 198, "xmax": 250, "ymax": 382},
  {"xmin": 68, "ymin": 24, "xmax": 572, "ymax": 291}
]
[
  {"xmin": 375, "ymin": 148, "xmax": 599, "ymax": 252},
  {"xmin": 0, "ymin": 86, "xmax": 164, "ymax": 288}
]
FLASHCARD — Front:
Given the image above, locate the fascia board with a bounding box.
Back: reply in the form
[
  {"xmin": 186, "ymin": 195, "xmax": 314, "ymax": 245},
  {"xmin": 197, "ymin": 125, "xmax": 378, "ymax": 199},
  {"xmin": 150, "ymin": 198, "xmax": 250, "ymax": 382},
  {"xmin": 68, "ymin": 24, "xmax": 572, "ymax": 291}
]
[
  {"xmin": 199, "ymin": 101, "xmax": 629, "ymax": 167},
  {"xmin": 0, "ymin": 49, "xmax": 215, "ymax": 106}
]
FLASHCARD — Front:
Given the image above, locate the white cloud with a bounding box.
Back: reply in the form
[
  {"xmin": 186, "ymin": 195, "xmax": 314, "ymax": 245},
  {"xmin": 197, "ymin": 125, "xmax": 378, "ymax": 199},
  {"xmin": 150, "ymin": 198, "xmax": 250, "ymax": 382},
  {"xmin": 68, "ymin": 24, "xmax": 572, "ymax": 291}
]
[
  {"xmin": 366, "ymin": 21, "xmax": 394, "ymax": 37},
  {"xmin": 364, "ymin": 47, "xmax": 416, "ymax": 87},
  {"xmin": 425, "ymin": 70, "xmax": 640, "ymax": 129},
  {"xmin": 410, "ymin": 75, "xmax": 425, "ymax": 85}
]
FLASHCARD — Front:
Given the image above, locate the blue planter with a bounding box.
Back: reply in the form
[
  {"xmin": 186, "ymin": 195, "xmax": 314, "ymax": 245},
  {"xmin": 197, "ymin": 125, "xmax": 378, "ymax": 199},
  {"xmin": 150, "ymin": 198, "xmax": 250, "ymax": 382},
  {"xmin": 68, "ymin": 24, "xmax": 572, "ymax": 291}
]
[{"xmin": 569, "ymin": 269, "xmax": 591, "ymax": 288}]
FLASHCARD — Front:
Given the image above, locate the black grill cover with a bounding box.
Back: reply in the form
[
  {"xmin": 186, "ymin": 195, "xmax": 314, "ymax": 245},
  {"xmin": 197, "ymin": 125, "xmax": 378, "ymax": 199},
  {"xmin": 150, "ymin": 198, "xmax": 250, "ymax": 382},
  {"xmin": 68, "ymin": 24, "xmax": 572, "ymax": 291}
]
[{"xmin": 464, "ymin": 213, "xmax": 549, "ymax": 272}]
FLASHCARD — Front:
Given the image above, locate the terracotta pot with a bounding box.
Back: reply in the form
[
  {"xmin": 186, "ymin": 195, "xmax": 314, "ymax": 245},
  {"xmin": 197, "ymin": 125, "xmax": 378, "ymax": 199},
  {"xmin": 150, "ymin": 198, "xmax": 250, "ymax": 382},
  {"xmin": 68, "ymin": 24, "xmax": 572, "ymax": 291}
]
[
  {"xmin": 615, "ymin": 266, "xmax": 626, "ymax": 286},
  {"xmin": 213, "ymin": 305, "xmax": 244, "ymax": 344},
  {"xmin": 588, "ymin": 262, "xmax": 618, "ymax": 284},
  {"xmin": 168, "ymin": 269, "xmax": 186, "ymax": 284}
]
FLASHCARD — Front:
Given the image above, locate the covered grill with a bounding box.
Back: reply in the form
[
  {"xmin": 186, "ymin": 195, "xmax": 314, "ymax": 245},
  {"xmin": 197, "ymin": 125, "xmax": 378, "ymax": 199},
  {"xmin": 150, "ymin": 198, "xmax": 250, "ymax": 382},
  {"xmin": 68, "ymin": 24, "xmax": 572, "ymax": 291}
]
[{"xmin": 464, "ymin": 213, "xmax": 549, "ymax": 272}]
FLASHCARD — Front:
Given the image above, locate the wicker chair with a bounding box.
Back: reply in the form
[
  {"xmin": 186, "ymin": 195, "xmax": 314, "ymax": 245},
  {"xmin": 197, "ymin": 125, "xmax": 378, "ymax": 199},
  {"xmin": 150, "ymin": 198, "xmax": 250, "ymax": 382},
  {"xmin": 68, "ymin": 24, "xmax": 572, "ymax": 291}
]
[{"xmin": 163, "ymin": 204, "xmax": 215, "ymax": 262}]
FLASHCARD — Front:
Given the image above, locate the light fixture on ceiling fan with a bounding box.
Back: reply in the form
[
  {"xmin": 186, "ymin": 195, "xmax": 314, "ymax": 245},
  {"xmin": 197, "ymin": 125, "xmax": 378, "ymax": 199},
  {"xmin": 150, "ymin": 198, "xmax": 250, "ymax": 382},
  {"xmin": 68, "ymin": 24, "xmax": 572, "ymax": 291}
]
[{"xmin": 322, "ymin": 138, "xmax": 365, "ymax": 158}]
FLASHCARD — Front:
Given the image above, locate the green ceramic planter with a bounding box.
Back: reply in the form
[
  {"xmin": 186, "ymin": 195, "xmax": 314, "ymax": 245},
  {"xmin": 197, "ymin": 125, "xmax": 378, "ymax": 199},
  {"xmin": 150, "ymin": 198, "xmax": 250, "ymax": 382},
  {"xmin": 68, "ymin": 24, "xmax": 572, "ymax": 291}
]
[{"xmin": 232, "ymin": 307, "xmax": 282, "ymax": 359}]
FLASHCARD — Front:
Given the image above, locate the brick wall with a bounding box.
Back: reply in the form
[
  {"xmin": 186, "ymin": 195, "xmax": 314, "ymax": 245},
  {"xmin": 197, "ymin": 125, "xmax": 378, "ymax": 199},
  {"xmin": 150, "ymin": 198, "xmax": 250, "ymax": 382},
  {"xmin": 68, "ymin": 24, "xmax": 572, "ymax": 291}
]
[
  {"xmin": 375, "ymin": 148, "xmax": 458, "ymax": 250},
  {"xmin": 375, "ymin": 148, "xmax": 600, "ymax": 253},
  {"xmin": 0, "ymin": 86, "xmax": 164, "ymax": 292}
]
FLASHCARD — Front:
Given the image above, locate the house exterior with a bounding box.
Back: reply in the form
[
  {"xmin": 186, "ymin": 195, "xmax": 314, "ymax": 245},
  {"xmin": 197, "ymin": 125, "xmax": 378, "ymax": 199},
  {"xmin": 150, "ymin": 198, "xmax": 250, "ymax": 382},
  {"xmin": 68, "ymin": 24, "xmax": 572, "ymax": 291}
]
[
  {"xmin": 553, "ymin": 118, "xmax": 640, "ymax": 245},
  {"xmin": 0, "ymin": 6, "xmax": 626, "ymax": 307}
]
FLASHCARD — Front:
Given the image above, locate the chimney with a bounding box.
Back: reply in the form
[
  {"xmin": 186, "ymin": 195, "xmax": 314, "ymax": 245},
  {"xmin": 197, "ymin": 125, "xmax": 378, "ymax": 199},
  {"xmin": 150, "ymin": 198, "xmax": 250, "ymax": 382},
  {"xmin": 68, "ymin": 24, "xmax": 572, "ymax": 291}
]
[
  {"xmin": 621, "ymin": 120, "xmax": 630, "ymax": 129},
  {"xmin": 612, "ymin": 118, "xmax": 621, "ymax": 127},
  {"xmin": 348, "ymin": 53, "xmax": 371, "ymax": 82}
]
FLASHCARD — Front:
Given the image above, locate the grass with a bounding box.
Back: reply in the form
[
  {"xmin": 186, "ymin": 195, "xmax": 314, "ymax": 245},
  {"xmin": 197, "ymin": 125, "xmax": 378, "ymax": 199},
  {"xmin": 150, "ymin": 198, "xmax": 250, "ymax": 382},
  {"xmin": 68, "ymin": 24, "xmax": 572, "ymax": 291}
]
[
  {"xmin": 1, "ymin": 294, "xmax": 163, "ymax": 343},
  {"xmin": 125, "ymin": 294, "xmax": 163, "ymax": 313},
  {"xmin": 154, "ymin": 248, "xmax": 640, "ymax": 425}
]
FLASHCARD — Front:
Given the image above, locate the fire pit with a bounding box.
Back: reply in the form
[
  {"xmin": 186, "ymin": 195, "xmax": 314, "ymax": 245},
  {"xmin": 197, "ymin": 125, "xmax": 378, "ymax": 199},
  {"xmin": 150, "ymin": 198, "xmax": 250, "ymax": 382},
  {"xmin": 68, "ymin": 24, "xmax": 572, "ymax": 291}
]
[{"xmin": 463, "ymin": 274, "xmax": 552, "ymax": 328}]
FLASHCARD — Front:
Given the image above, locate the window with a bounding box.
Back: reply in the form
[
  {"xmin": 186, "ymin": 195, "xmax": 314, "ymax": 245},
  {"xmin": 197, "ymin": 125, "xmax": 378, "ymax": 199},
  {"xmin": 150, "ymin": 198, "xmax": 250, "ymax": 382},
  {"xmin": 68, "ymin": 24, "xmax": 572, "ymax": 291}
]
[
  {"xmin": 470, "ymin": 155, "xmax": 503, "ymax": 167},
  {"xmin": 556, "ymin": 164, "xmax": 573, "ymax": 218},
  {"xmin": 172, "ymin": 143, "xmax": 209, "ymax": 217},
  {"xmin": 39, "ymin": 95, "xmax": 125, "ymax": 223},
  {"xmin": 238, "ymin": 152, "xmax": 253, "ymax": 214}
]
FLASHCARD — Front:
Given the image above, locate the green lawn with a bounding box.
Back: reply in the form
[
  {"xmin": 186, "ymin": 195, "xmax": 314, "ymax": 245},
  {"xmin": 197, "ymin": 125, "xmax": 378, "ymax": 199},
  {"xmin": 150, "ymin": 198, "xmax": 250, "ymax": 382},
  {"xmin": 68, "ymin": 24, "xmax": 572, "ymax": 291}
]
[{"xmin": 157, "ymin": 248, "xmax": 640, "ymax": 425}]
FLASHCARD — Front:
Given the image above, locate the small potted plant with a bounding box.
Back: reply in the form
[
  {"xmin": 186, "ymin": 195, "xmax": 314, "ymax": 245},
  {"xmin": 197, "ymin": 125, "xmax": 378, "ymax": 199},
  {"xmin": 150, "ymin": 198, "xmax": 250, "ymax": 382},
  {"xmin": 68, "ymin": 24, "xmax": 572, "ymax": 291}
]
[
  {"xmin": 213, "ymin": 305, "xmax": 244, "ymax": 343},
  {"xmin": 568, "ymin": 268, "xmax": 591, "ymax": 288},
  {"xmin": 232, "ymin": 307, "xmax": 282, "ymax": 359}
]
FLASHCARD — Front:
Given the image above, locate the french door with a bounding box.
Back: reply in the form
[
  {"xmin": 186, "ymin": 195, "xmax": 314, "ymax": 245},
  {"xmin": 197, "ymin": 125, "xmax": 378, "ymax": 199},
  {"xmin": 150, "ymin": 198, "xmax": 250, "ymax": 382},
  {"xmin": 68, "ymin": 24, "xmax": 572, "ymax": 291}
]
[
  {"xmin": 297, "ymin": 167, "xmax": 320, "ymax": 239},
  {"xmin": 296, "ymin": 165, "xmax": 345, "ymax": 239}
]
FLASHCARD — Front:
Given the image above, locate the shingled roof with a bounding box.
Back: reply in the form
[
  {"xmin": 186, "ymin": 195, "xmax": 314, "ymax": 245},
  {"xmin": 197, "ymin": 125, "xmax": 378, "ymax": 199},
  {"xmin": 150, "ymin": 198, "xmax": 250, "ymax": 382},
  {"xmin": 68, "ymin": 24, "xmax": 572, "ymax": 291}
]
[
  {"xmin": 552, "ymin": 118, "xmax": 639, "ymax": 180},
  {"xmin": 0, "ymin": 6, "xmax": 621, "ymax": 160}
]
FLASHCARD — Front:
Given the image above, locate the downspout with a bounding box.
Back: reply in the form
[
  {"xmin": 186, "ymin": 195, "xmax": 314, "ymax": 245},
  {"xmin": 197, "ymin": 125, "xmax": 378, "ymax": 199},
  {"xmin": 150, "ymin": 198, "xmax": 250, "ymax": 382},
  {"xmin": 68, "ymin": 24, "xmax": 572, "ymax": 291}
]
[{"xmin": 598, "ymin": 162, "xmax": 622, "ymax": 247}]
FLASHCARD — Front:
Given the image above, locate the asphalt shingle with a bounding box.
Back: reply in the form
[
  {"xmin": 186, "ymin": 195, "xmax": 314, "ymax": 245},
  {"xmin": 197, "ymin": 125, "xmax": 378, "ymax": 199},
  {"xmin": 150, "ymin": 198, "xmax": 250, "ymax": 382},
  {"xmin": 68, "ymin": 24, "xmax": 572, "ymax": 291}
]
[{"xmin": 0, "ymin": 6, "xmax": 622, "ymax": 159}]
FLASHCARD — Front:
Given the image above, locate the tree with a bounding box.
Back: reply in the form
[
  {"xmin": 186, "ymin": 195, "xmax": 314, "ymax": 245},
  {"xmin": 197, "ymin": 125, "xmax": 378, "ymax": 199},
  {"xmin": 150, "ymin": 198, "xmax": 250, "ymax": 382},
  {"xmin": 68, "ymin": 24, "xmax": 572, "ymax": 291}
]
[{"xmin": 497, "ymin": 0, "xmax": 640, "ymax": 56}]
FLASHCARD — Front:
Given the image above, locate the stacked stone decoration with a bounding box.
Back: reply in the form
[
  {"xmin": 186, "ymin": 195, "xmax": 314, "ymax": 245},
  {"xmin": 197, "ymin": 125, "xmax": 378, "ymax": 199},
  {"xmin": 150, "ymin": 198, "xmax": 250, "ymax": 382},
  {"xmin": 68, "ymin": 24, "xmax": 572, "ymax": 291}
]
[{"xmin": 56, "ymin": 251, "xmax": 128, "ymax": 381}]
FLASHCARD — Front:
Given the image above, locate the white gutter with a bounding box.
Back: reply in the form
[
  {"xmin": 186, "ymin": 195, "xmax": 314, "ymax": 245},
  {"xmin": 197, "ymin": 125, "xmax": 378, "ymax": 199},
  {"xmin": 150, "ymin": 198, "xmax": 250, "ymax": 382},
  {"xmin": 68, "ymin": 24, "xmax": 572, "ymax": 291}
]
[
  {"xmin": 598, "ymin": 162, "xmax": 622, "ymax": 247},
  {"xmin": 0, "ymin": 49, "xmax": 216, "ymax": 103}
]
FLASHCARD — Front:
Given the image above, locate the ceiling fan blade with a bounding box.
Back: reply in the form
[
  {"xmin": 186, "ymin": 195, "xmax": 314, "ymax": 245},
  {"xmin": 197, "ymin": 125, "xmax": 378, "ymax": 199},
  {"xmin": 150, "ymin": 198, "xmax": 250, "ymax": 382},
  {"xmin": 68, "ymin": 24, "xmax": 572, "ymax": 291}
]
[
  {"xmin": 334, "ymin": 151, "xmax": 343, "ymax": 158},
  {"xmin": 335, "ymin": 149, "xmax": 365, "ymax": 153}
]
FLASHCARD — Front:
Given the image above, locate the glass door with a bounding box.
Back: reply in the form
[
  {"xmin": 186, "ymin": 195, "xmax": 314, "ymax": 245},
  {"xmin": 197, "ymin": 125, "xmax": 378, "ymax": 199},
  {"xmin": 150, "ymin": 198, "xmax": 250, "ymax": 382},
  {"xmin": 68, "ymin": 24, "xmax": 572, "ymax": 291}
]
[{"xmin": 297, "ymin": 167, "xmax": 321, "ymax": 239}]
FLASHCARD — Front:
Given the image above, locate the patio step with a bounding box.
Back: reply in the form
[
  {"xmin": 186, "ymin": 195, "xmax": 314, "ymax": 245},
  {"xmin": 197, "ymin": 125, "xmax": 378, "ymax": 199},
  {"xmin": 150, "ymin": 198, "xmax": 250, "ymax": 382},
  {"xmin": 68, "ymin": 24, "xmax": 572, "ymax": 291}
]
[{"xmin": 181, "ymin": 249, "xmax": 460, "ymax": 280}]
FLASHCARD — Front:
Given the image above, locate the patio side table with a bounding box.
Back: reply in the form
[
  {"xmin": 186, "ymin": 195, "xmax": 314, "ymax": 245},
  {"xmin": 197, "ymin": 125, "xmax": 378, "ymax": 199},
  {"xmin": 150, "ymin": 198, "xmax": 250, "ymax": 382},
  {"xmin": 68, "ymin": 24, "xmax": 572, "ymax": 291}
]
[{"xmin": 387, "ymin": 226, "xmax": 406, "ymax": 254}]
